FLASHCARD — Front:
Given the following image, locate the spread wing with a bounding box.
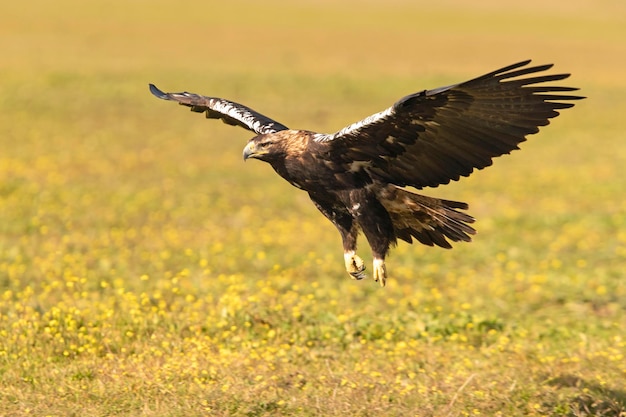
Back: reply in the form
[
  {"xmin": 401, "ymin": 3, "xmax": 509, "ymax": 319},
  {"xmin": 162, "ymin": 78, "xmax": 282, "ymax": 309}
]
[
  {"xmin": 313, "ymin": 60, "xmax": 585, "ymax": 189},
  {"xmin": 149, "ymin": 84, "xmax": 289, "ymax": 135}
]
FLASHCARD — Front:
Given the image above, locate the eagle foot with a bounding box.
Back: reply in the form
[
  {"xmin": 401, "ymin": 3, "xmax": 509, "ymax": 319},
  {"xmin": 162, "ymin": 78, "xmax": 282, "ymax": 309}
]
[
  {"xmin": 373, "ymin": 258, "xmax": 387, "ymax": 287},
  {"xmin": 344, "ymin": 251, "xmax": 366, "ymax": 280}
]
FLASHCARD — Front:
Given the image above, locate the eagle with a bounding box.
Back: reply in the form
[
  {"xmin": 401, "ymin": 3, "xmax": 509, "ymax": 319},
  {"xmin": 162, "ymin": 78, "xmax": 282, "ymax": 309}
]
[{"xmin": 150, "ymin": 60, "xmax": 583, "ymax": 287}]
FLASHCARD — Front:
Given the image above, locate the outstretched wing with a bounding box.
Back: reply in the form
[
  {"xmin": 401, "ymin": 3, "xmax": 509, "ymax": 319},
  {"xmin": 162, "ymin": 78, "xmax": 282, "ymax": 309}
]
[
  {"xmin": 313, "ymin": 60, "xmax": 584, "ymax": 189},
  {"xmin": 149, "ymin": 84, "xmax": 289, "ymax": 135}
]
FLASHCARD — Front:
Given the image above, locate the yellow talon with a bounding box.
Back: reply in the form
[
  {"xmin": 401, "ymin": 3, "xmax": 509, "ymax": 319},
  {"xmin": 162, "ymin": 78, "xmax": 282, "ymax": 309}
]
[
  {"xmin": 344, "ymin": 251, "xmax": 366, "ymax": 280},
  {"xmin": 373, "ymin": 258, "xmax": 387, "ymax": 287}
]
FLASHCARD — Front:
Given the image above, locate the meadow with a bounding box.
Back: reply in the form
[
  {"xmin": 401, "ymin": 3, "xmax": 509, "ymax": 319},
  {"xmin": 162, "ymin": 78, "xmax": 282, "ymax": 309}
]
[{"xmin": 1, "ymin": 0, "xmax": 625, "ymax": 415}]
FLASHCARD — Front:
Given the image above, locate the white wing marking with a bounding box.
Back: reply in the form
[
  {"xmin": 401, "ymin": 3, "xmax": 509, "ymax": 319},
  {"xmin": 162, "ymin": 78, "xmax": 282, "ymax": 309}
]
[{"xmin": 313, "ymin": 107, "xmax": 395, "ymax": 142}]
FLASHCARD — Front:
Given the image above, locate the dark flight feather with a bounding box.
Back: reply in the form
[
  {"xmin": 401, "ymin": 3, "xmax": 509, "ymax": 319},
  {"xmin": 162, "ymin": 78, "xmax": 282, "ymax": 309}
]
[
  {"xmin": 149, "ymin": 83, "xmax": 288, "ymax": 135},
  {"xmin": 313, "ymin": 60, "xmax": 584, "ymax": 189}
]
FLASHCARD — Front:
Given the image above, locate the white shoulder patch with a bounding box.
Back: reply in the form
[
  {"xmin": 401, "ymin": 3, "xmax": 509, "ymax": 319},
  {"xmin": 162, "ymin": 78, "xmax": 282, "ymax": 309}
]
[{"xmin": 313, "ymin": 106, "xmax": 395, "ymax": 142}]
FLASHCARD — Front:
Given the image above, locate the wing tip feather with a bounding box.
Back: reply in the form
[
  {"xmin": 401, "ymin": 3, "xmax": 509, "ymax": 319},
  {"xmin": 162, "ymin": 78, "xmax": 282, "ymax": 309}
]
[{"xmin": 149, "ymin": 83, "xmax": 171, "ymax": 100}]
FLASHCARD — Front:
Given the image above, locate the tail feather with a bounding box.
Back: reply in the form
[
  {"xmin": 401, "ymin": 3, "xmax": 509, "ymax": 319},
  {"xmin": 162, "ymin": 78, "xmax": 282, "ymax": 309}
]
[{"xmin": 378, "ymin": 186, "xmax": 476, "ymax": 249}]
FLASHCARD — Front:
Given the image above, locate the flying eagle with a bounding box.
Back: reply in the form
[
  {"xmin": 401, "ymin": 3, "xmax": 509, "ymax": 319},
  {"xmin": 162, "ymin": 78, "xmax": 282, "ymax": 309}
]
[{"xmin": 150, "ymin": 60, "xmax": 583, "ymax": 287}]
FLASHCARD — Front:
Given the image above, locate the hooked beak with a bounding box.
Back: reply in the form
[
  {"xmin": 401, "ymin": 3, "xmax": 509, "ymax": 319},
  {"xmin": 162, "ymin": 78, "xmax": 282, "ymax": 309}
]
[
  {"xmin": 243, "ymin": 141, "xmax": 255, "ymax": 161},
  {"xmin": 243, "ymin": 141, "xmax": 267, "ymax": 161}
]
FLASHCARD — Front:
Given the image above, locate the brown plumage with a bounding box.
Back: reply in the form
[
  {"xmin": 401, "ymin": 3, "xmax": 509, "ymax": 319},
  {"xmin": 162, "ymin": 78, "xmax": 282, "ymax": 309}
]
[{"xmin": 150, "ymin": 60, "xmax": 584, "ymax": 286}]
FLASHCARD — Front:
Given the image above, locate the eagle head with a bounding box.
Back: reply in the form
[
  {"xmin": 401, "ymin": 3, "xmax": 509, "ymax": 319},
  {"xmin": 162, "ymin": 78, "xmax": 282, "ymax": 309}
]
[{"xmin": 243, "ymin": 131, "xmax": 306, "ymax": 163}]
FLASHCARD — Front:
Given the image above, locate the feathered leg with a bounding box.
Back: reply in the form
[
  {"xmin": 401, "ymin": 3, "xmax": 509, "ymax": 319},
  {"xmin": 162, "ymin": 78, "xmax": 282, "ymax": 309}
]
[
  {"xmin": 309, "ymin": 193, "xmax": 366, "ymax": 280},
  {"xmin": 346, "ymin": 189, "xmax": 395, "ymax": 287}
]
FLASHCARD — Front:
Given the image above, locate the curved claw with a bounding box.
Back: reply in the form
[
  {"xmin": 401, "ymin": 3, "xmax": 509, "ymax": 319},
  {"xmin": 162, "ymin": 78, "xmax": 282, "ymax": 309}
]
[
  {"xmin": 344, "ymin": 251, "xmax": 366, "ymax": 280},
  {"xmin": 373, "ymin": 258, "xmax": 387, "ymax": 287}
]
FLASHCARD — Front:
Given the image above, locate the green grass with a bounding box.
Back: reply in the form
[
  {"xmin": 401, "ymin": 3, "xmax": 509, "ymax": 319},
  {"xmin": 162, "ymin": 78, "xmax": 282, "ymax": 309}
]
[{"xmin": 1, "ymin": 0, "xmax": 625, "ymax": 416}]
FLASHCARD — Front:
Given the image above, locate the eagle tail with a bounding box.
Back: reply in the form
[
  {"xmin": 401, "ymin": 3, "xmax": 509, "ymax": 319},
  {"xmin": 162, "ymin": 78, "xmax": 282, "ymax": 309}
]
[{"xmin": 380, "ymin": 186, "xmax": 476, "ymax": 248}]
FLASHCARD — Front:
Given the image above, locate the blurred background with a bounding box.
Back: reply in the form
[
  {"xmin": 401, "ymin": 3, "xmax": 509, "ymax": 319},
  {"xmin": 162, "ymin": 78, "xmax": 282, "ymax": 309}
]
[
  {"xmin": 2, "ymin": 0, "xmax": 623, "ymax": 278},
  {"xmin": 1, "ymin": 1, "xmax": 625, "ymax": 415}
]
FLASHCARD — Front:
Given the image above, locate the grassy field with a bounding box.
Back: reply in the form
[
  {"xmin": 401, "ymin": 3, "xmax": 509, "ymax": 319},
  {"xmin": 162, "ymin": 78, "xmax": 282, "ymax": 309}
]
[{"xmin": 1, "ymin": 0, "xmax": 625, "ymax": 415}]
